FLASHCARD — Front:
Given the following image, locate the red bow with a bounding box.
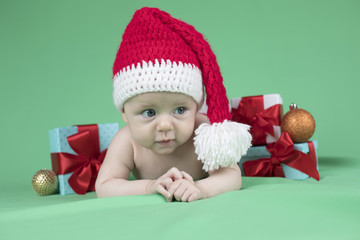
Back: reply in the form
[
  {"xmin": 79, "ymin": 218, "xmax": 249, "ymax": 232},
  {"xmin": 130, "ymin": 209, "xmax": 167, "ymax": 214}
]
[
  {"xmin": 231, "ymin": 95, "xmax": 281, "ymax": 145},
  {"xmin": 51, "ymin": 125, "xmax": 107, "ymax": 194},
  {"xmin": 242, "ymin": 132, "xmax": 320, "ymax": 180}
]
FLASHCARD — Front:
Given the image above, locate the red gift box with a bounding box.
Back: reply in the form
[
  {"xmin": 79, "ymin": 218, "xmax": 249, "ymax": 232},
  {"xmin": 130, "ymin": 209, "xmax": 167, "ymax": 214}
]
[
  {"xmin": 241, "ymin": 132, "xmax": 320, "ymax": 181},
  {"xmin": 231, "ymin": 94, "xmax": 283, "ymax": 146}
]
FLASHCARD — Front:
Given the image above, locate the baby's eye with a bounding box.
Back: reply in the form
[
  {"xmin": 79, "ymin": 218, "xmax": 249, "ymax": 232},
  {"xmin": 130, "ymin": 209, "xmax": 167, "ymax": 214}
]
[
  {"xmin": 142, "ymin": 109, "xmax": 156, "ymax": 118},
  {"xmin": 174, "ymin": 107, "xmax": 186, "ymax": 115}
]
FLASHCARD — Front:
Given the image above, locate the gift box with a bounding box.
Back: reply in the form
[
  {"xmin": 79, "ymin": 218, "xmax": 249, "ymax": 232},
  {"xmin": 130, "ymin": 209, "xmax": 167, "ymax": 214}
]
[
  {"xmin": 239, "ymin": 132, "xmax": 319, "ymax": 180},
  {"xmin": 231, "ymin": 94, "xmax": 283, "ymax": 146},
  {"xmin": 49, "ymin": 123, "xmax": 119, "ymax": 195}
]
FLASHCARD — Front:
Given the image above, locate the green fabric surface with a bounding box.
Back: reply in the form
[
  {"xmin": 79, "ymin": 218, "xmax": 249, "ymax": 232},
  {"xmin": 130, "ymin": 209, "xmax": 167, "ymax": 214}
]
[
  {"xmin": 1, "ymin": 0, "xmax": 359, "ymax": 239},
  {"xmin": 1, "ymin": 157, "xmax": 360, "ymax": 239}
]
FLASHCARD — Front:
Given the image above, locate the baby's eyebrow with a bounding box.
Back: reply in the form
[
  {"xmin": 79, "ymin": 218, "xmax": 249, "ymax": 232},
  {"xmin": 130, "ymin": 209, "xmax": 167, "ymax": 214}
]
[
  {"xmin": 132, "ymin": 98, "xmax": 192, "ymax": 110},
  {"xmin": 135, "ymin": 103, "xmax": 154, "ymax": 109},
  {"xmin": 174, "ymin": 100, "xmax": 193, "ymax": 106},
  {"xmin": 172, "ymin": 97, "xmax": 193, "ymax": 104}
]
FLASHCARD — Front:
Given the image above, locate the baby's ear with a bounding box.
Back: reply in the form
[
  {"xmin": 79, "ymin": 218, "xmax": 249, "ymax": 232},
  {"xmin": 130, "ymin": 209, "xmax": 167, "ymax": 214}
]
[{"xmin": 122, "ymin": 109, "xmax": 128, "ymax": 123}]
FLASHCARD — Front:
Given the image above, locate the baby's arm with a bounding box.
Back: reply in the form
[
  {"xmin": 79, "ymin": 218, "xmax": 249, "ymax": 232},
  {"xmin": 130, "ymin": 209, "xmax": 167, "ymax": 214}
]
[
  {"xmin": 164, "ymin": 112, "xmax": 242, "ymax": 201},
  {"xmin": 192, "ymin": 113, "xmax": 242, "ymax": 199},
  {"xmin": 95, "ymin": 127, "xmax": 149, "ymax": 197},
  {"xmin": 95, "ymin": 127, "xmax": 185, "ymax": 198},
  {"xmin": 195, "ymin": 164, "xmax": 242, "ymax": 199}
]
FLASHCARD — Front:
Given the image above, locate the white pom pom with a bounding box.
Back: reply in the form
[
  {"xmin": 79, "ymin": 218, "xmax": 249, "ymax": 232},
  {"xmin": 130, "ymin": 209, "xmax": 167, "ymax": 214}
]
[{"xmin": 193, "ymin": 120, "xmax": 252, "ymax": 172}]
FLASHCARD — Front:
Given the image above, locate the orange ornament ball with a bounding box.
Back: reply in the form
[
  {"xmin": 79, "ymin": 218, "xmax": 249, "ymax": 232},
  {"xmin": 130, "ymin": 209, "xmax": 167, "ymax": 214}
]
[{"xmin": 281, "ymin": 104, "xmax": 316, "ymax": 143}]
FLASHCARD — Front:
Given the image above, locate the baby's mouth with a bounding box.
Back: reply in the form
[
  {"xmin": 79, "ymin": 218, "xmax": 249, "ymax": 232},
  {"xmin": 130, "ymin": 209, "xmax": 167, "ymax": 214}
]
[{"xmin": 156, "ymin": 139, "xmax": 174, "ymax": 146}]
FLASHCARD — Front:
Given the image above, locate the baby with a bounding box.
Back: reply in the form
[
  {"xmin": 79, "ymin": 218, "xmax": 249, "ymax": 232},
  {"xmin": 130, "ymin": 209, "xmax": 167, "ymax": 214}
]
[{"xmin": 95, "ymin": 7, "xmax": 252, "ymax": 202}]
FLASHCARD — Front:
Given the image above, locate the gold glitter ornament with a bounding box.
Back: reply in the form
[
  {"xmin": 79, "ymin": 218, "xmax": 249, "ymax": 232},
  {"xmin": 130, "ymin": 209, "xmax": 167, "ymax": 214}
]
[
  {"xmin": 281, "ymin": 103, "xmax": 316, "ymax": 143},
  {"xmin": 32, "ymin": 169, "xmax": 59, "ymax": 196}
]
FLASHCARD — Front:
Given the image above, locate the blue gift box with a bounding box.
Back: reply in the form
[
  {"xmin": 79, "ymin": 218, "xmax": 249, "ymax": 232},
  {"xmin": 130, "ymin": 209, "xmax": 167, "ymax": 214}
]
[
  {"xmin": 49, "ymin": 123, "xmax": 119, "ymax": 195},
  {"xmin": 239, "ymin": 140, "xmax": 318, "ymax": 180}
]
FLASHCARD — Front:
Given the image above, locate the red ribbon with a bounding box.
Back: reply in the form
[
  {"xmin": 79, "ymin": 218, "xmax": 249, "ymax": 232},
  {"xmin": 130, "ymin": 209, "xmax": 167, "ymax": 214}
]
[
  {"xmin": 231, "ymin": 95, "xmax": 282, "ymax": 145},
  {"xmin": 242, "ymin": 132, "xmax": 320, "ymax": 181},
  {"xmin": 51, "ymin": 125, "xmax": 107, "ymax": 194}
]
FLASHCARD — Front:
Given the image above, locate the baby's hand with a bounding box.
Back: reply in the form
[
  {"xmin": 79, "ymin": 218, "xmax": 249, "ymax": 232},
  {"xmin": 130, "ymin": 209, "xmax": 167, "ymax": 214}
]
[
  {"xmin": 148, "ymin": 167, "xmax": 186, "ymax": 199},
  {"xmin": 167, "ymin": 177, "xmax": 202, "ymax": 203}
]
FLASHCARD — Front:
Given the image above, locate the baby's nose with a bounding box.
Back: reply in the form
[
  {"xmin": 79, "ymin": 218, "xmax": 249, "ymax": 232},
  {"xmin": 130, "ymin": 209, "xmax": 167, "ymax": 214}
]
[{"xmin": 156, "ymin": 115, "xmax": 173, "ymax": 132}]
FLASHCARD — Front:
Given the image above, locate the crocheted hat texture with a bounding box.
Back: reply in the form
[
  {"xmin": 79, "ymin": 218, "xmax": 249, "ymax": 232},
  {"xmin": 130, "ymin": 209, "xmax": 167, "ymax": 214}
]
[{"xmin": 112, "ymin": 7, "xmax": 252, "ymax": 171}]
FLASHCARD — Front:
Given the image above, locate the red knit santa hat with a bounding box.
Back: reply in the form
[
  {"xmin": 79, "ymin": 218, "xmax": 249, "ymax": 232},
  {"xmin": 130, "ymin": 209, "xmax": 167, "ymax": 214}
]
[{"xmin": 112, "ymin": 7, "xmax": 252, "ymax": 171}]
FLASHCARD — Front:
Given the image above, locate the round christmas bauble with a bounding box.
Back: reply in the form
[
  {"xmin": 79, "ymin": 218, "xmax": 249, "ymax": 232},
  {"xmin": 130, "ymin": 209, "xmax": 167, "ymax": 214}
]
[
  {"xmin": 281, "ymin": 104, "xmax": 316, "ymax": 143},
  {"xmin": 32, "ymin": 169, "xmax": 59, "ymax": 196}
]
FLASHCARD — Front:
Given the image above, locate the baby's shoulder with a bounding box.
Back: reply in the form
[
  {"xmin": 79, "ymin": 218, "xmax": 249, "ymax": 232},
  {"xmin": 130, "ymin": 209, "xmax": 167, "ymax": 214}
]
[
  {"xmin": 105, "ymin": 125, "xmax": 136, "ymax": 169},
  {"xmin": 112, "ymin": 125, "xmax": 130, "ymax": 140},
  {"xmin": 109, "ymin": 125, "xmax": 135, "ymax": 150}
]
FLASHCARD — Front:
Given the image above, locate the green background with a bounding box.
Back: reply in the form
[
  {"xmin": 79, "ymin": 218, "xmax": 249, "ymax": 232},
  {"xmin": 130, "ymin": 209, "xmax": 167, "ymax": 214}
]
[{"xmin": 1, "ymin": 0, "xmax": 359, "ymax": 239}]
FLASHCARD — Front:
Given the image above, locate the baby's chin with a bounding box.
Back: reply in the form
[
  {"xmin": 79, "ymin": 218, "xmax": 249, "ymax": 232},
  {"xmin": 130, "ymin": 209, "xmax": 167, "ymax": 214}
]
[
  {"xmin": 147, "ymin": 139, "xmax": 191, "ymax": 155},
  {"xmin": 152, "ymin": 141, "xmax": 180, "ymax": 154}
]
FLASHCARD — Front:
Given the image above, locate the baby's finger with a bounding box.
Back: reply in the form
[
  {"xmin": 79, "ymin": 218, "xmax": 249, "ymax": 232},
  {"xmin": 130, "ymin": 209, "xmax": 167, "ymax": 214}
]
[
  {"xmin": 167, "ymin": 179, "xmax": 181, "ymax": 196},
  {"xmin": 161, "ymin": 177, "xmax": 173, "ymax": 190},
  {"xmin": 164, "ymin": 167, "xmax": 183, "ymax": 181},
  {"xmin": 155, "ymin": 185, "xmax": 171, "ymax": 200},
  {"xmin": 188, "ymin": 192, "xmax": 200, "ymax": 202},
  {"xmin": 165, "ymin": 180, "xmax": 181, "ymax": 202},
  {"xmin": 173, "ymin": 183, "xmax": 188, "ymax": 202},
  {"xmin": 181, "ymin": 189, "xmax": 193, "ymax": 202},
  {"xmin": 181, "ymin": 171, "xmax": 194, "ymax": 183}
]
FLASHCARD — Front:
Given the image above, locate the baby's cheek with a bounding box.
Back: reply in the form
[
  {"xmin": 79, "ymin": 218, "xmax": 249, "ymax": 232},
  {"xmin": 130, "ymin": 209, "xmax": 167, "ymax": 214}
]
[
  {"xmin": 131, "ymin": 127, "xmax": 154, "ymax": 147},
  {"xmin": 178, "ymin": 124, "xmax": 194, "ymax": 142}
]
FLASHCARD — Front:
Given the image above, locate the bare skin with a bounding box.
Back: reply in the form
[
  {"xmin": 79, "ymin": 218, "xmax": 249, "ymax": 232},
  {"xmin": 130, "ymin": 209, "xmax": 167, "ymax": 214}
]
[{"xmin": 95, "ymin": 92, "xmax": 242, "ymax": 202}]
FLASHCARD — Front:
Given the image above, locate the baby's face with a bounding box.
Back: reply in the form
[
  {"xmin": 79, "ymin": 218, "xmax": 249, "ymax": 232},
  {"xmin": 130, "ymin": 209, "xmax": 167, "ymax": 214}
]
[{"xmin": 123, "ymin": 92, "xmax": 198, "ymax": 155}]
